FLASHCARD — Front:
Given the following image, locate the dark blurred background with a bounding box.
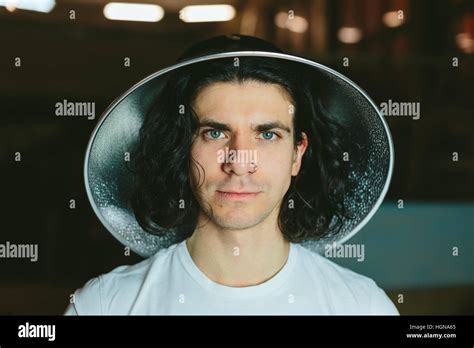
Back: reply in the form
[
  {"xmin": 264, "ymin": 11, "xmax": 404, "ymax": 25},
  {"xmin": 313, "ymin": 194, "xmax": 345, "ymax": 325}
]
[{"xmin": 0, "ymin": 0, "xmax": 473, "ymax": 315}]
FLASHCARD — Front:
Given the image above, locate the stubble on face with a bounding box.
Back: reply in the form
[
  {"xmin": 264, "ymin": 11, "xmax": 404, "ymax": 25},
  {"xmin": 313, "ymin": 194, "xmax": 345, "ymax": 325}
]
[{"xmin": 189, "ymin": 80, "xmax": 303, "ymax": 233}]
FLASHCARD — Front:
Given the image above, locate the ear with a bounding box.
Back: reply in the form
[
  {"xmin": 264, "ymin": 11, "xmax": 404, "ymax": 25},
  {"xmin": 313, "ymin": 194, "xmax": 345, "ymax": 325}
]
[{"xmin": 291, "ymin": 132, "xmax": 308, "ymax": 176}]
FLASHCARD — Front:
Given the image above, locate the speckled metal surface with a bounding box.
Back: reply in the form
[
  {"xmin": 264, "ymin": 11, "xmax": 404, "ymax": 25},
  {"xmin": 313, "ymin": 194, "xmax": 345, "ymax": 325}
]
[{"xmin": 84, "ymin": 52, "xmax": 394, "ymax": 258}]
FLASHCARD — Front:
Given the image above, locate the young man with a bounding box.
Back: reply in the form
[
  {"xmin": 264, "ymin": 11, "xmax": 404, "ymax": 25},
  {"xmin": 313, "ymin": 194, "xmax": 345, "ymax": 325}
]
[{"xmin": 65, "ymin": 35, "xmax": 397, "ymax": 315}]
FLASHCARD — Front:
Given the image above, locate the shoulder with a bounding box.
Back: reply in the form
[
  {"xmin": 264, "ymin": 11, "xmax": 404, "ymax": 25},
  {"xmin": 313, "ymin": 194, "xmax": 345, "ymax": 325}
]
[
  {"xmin": 64, "ymin": 243, "xmax": 179, "ymax": 315},
  {"xmin": 295, "ymin": 244, "xmax": 399, "ymax": 315},
  {"xmin": 297, "ymin": 244, "xmax": 375, "ymax": 291}
]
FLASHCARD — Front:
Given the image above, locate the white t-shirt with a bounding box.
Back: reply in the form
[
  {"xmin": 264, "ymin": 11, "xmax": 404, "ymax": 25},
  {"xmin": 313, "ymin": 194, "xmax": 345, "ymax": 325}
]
[{"xmin": 63, "ymin": 240, "xmax": 399, "ymax": 315}]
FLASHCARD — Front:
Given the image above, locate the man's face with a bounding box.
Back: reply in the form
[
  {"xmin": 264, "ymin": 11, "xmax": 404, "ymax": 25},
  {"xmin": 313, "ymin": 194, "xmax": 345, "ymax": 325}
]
[{"xmin": 190, "ymin": 80, "xmax": 307, "ymax": 231}]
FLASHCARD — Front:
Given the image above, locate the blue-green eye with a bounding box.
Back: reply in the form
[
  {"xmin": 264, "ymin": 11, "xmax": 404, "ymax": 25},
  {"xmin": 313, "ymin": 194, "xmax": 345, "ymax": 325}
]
[
  {"xmin": 206, "ymin": 130, "xmax": 224, "ymax": 139},
  {"xmin": 260, "ymin": 131, "xmax": 276, "ymax": 140}
]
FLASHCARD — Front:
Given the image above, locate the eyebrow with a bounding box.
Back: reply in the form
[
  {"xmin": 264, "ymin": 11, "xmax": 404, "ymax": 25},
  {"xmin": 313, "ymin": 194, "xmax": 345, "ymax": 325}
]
[{"xmin": 199, "ymin": 119, "xmax": 291, "ymax": 134}]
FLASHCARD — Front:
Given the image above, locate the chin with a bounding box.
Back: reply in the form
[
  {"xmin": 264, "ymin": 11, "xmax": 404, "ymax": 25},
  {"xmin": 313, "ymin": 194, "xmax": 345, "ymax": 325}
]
[{"xmin": 212, "ymin": 211, "xmax": 264, "ymax": 230}]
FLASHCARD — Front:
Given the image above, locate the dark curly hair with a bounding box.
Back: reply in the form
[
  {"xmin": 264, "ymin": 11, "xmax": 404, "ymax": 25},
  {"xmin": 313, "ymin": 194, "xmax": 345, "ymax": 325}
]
[{"xmin": 128, "ymin": 56, "xmax": 357, "ymax": 244}]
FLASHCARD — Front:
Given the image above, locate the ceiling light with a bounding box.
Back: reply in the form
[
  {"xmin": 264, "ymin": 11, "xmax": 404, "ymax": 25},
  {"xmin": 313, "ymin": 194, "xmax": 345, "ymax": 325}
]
[
  {"xmin": 0, "ymin": 0, "xmax": 55, "ymax": 13},
  {"xmin": 179, "ymin": 5, "xmax": 235, "ymax": 23},
  {"xmin": 338, "ymin": 27, "xmax": 363, "ymax": 44},
  {"xmin": 103, "ymin": 2, "xmax": 164, "ymax": 22}
]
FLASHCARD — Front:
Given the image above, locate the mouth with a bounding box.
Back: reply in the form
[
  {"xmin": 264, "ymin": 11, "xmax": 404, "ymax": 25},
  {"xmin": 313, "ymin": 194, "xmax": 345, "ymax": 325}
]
[{"xmin": 216, "ymin": 190, "xmax": 261, "ymax": 200}]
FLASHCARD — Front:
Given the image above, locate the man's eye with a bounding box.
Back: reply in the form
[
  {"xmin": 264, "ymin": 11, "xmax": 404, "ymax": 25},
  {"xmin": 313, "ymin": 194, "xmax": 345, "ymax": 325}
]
[
  {"xmin": 259, "ymin": 131, "xmax": 277, "ymax": 141},
  {"xmin": 205, "ymin": 130, "xmax": 225, "ymax": 139}
]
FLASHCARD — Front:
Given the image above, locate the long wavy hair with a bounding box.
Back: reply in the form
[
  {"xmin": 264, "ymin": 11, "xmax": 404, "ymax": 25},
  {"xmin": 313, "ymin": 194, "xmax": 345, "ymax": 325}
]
[{"xmin": 128, "ymin": 56, "xmax": 357, "ymax": 243}]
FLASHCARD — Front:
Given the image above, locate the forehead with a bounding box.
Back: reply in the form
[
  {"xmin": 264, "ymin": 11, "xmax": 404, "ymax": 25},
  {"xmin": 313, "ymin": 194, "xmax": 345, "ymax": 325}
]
[{"xmin": 192, "ymin": 80, "xmax": 294, "ymax": 125}]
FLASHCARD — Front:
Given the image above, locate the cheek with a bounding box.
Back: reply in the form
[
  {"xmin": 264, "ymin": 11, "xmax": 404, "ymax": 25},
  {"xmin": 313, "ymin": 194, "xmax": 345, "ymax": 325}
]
[
  {"xmin": 258, "ymin": 146, "xmax": 294, "ymax": 184},
  {"xmin": 259, "ymin": 143, "xmax": 293, "ymax": 167},
  {"xmin": 190, "ymin": 142, "xmax": 220, "ymax": 180}
]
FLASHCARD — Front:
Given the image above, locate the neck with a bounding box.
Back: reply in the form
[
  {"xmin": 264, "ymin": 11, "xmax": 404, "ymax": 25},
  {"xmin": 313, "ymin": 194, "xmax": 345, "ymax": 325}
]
[{"xmin": 185, "ymin": 212, "xmax": 290, "ymax": 287}]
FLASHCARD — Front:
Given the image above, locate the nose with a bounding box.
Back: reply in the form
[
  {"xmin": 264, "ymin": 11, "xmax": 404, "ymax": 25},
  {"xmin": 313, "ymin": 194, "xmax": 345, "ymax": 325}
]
[{"xmin": 221, "ymin": 134, "xmax": 258, "ymax": 176}]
